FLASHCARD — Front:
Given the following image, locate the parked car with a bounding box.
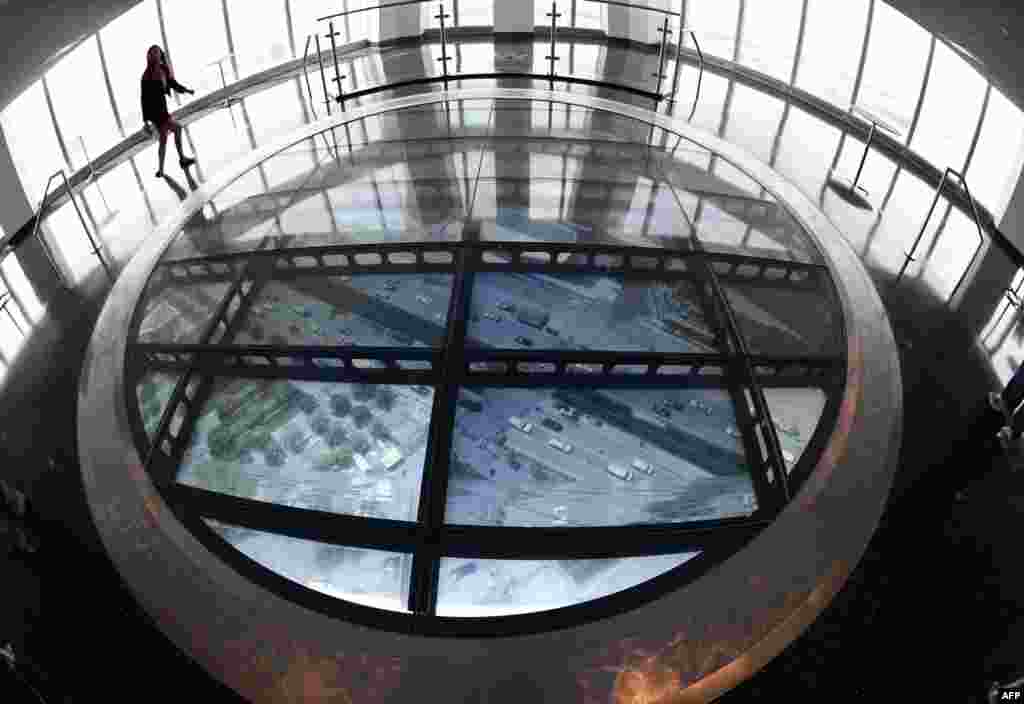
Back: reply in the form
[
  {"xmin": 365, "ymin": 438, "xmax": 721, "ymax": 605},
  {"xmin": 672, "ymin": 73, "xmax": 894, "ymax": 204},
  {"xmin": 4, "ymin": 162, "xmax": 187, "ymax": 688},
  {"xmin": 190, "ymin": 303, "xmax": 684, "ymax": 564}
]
[
  {"xmin": 498, "ymin": 302, "xmax": 516, "ymax": 313},
  {"xmin": 541, "ymin": 418, "xmax": 564, "ymax": 432},
  {"xmin": 508, "ymin": 416, "xmax": 534, "ymax": 434},
  {"xmin": 631, "ymin": 458, "xmax": 654, "ymax": 476},
  {"xmin": 514, "ymin": 336, "xmax": 534, "ymax": 347},
  {"xmin": 606, "ymin": 463, "xmax": 634, "ymax": 481},
  {"xmin": 547, "ymin": 438, "xmax": 573, "ymax": 454}
]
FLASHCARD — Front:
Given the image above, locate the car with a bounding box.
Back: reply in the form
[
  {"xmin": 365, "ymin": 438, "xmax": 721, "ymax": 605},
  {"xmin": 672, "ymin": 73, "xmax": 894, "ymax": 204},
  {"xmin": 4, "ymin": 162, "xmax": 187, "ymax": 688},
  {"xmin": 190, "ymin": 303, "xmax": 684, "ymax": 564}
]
[
  {"xmin": 416, "ymin": 295, "xmax": 431, "ymax": 305},
  {"xmin": 541, "ymin": 418, "xmax": 564, "ymax": 432},
  {"xmin": 606, "ymin": 463, "xmax": 634, "ymax": 481},
  {"xmin": 412, "ymin": 386, "xmax": 432, "ymax": 397},
  {"xmin": 544, "ymin": 326, "xmax": 559, "ymax": 335},
  {"xmin": 498, "ymin": 302, "xmax": 516, "ymax": 313},
  {"xmin": 631, "ymin": 458, "xmax": 654, "ymax": 476},
  {"xmin": 725, "ymin": 426, "xmax": 741, "ymax": 439},
  {"xmin": 483, "ymin": 312, "xmax": 502, "ymax": 322},
  {"xmin": 547, "ymin": 438, "xmax": 573, "ymax": 454},
  {"xmin": 508, "ymin": 416, "xmax": 534, "ymax": 434},
  {"xmin": 514, "ymin": 336, "xmax": 534, "ymax": 347}
]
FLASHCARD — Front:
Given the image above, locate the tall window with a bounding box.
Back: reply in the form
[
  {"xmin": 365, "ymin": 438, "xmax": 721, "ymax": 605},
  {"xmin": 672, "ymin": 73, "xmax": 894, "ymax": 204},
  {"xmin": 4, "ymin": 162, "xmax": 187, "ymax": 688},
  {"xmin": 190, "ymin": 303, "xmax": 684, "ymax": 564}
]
[
  {"xmin": 737, "ymin": 0, "xmax": 803, "ymax": 83},
  {"xmin": 225, "ymin": 0, "xmax": 291, "ymax": 80},
  {"xmin": 910, "ymin": 41, "xmax": 987, "ymax": 175},
  {"xmin": 45, "ymin": 36, "xmax": 123, "ymax": 171},
  {"xmin": 573, "ymin": 0, "xmax": 607, "ymax": 30},
  {"xmin": 100, "ymin": 0, "xmax": 162, "ymax": 134},
  {"xmin": 683, "ymin": 0, "xmax": 741, "ymax": 62},
  {"xmin": 160, "ymin": 0, "xmax": 232, "ymax": 103},
  {"xmin": 457, "ymin": 0, "xmax": 495, "ymax": 27},
  {"xmin": 857, "ymin": 1, "xmax": 932, "ymax": 141},
  {"xmin": 794, "ymin": 0, "xmax": 870, "ymax": 108},
  {"xmin": 0, "ymin": 81, "xmax": 67, "ymax": 207},
  {"xmin": 723, "ymin": 85, "xmax": 784, "ymax": 163},
  {"xmin": 966, "ymin": 88, "xmax": 1024, "ymax": 224},
  {"xmin": 292, "ymin": 0, "xmax": 379, "ymax": 48}
]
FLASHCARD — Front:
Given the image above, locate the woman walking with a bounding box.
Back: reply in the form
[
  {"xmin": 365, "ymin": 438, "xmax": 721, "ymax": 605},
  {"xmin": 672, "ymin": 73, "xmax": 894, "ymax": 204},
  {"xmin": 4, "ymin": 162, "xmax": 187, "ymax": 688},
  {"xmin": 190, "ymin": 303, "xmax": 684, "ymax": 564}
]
[{"xmin": 141, "ymin": 45, "xmax": 196, "ymax": 178}]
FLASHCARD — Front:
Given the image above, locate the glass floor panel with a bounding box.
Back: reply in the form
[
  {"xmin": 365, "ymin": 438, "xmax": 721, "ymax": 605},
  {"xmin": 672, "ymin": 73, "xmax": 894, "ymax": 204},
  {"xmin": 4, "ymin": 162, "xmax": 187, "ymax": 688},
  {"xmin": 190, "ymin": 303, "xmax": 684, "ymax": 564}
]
[
  {"xmin": 177, "ymin": 380, "xmax": 433, "ymax": 521},
  {"xmin": 444, "ymin": 387, "xmax": 755, "ymax": 528},
  {"xmin": 136, "ymin": 370, "xmax": 183, "ymax": 440},
  {"xmin": 205, "ymin": 520, "xmax": 411, "ymax": 613},
  {"xmin": 467, "ymin": 273, "xmax": 719, "ymax": 353},
  {"xmin": 721, "ymin": 281, "xmax": 843, "ymax": 357},
  {"xmin": 136, "ymin": 281, "xmax": 232, "ymax": 344},
  {"xmin": 235, "ymin": 274, "xmax": 454, "ymax": 348},
  {"xmin": 762, "ymin": 388, "xmax": 828, "ymax": 473},
  {"xmin": 435, "ymin": 552, "xmax": 699, "ymax": 617}
]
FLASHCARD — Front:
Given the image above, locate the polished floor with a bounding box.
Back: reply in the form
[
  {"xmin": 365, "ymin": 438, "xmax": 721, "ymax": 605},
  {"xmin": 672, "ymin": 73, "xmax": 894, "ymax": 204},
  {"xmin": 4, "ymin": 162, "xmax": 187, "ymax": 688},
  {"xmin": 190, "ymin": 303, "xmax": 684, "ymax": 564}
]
[{"xmin": 1, "ymin": 37, "xmax": 1022, "ymax": 702}]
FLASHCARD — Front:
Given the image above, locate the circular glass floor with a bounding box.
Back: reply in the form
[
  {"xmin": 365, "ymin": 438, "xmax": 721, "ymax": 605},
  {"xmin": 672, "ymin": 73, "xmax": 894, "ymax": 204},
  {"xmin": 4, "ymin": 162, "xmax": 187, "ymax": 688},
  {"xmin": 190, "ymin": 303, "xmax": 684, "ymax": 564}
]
[{"xmin": 125, "ymin": 96, "xmax": 845, "ymax": 629}]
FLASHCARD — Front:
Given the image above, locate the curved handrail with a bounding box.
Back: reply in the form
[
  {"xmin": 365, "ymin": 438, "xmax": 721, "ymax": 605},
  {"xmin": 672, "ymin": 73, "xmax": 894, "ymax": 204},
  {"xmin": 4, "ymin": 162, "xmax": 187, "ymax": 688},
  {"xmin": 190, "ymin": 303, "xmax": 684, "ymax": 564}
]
[{"xmin": 898, "ymin": 166, "xmax": 987, "ymax": 303}]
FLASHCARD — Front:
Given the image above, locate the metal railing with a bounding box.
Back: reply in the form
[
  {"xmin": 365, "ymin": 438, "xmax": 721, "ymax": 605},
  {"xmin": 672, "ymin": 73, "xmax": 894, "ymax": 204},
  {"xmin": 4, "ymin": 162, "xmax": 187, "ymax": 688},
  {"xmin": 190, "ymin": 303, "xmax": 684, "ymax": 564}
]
[
  {"xmin": 898, "ymin": 166, "xmax": 986, "ymax": 302},
  {"xmin": 30, "ymin": 170, "xmax": 113, "ymax": 287}
]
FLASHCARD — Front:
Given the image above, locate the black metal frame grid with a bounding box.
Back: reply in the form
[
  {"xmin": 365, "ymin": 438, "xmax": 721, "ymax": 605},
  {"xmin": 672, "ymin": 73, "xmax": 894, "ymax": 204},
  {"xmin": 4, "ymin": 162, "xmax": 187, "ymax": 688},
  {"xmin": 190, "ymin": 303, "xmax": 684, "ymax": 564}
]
[{"xmin": 125, "ymin": 232, "xmax": 845, "ymax": 631}]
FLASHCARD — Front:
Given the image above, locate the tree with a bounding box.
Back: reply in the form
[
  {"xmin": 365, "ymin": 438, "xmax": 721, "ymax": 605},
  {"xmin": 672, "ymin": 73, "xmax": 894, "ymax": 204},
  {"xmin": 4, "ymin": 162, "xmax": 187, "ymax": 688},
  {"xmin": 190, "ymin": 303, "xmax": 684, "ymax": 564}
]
[
  {"xmin": 208, "ymin": 425, "xmax": 239, "ymax": 460},
  {"xmin": 326, "ymin": 422, "xmax": 348, "ymax": 448},
  {"xmin": 371, "ymin": 421, "xmax": 391, "ymax": 442},
  {"xmin": 330, "ymin": 393, "xmax": 352, "ymax": 417},
  {"xmin": 265, "ymin": 440, "xmax": 286, "ymax": 467},
  {"xmin": 285, "ymin": 428, "xmax": 309, "ymax": 454},
  {"xmin": 351, "ymin": 433, "xmax": 371, "ymax": 455},
  {"xmin": 311, "ymin": 412, "xmax": 330, "ymax": 436},
  {"xmin": 375, "ymin": 386, "xmax": 397, "ymax": 412},
  {"xmin": 353, "ymin": 385, "xmax": 375, "ymax": 402},
  {"xmin": 352, "ymin": 405, "xmax": 372, "ymax": 429},
  {"xmin": 296, "ymin": 389, "xmax": 318, "ymax": 415}
]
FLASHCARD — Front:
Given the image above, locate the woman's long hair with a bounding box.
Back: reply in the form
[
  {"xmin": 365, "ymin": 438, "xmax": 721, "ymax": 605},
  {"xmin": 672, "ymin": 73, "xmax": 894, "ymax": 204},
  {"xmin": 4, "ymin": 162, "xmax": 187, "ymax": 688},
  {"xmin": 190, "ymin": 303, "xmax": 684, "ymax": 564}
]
[{"xmin": 143, "ymin": 45, "xmax": 174, "ymax": 84}]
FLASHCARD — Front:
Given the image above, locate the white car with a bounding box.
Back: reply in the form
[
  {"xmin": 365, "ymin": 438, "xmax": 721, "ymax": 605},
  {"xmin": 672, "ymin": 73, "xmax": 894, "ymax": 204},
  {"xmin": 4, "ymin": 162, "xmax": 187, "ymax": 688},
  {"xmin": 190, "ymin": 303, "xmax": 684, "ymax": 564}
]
[
  {"xmin": 606, "ymin": 463, "xmax": 634, "ymax": 481},
  {"xmin": 547, "ymin": 438, "xmax": 573, "ymax": 454},
  {"xmin": 508, "ymin": 416, "xmax": 534, "ymax": 434},
  {"xmin": 631, "ymin": 458, "xmax": 654, "ymax": 475}
]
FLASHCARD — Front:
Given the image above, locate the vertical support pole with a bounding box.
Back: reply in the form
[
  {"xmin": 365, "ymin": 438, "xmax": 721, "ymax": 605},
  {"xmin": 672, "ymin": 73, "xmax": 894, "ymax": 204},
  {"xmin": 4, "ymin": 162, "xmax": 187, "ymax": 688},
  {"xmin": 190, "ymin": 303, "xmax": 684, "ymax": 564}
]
[
  {"xmin": 546, "ymin": 1, "xmax": 562, "ymax": 85},
  {"xmin": 670, "ymin": 16, "xmax": 686, "ymax": 100},
  {"xmin": 216, "ymin": 59, "xmax": 238, "ymax": 130},
  {"xmin": 328, "ymin": 20, "xmax": 346, "ymax": 111},
  {"xmin": 77, "ymin": 136, "xmax": 113, "ymax": 219},
  {"xmin": 302, "ymin": 35, "xmax": 318, "ymax": 120},
  {"xmin": 851, "ymin": 121, "xmax": 877, "ymax": 192},
  {"xmin": 436, "ymin": 3, "xmax": 451, "ymax": 85},
  {"xmin": 315, "ymin": 32, "xmax": 332, "ymax": 116},
  {"xmin": 653, "ymin": 17, "xmax": 672, "ymax": 97}
]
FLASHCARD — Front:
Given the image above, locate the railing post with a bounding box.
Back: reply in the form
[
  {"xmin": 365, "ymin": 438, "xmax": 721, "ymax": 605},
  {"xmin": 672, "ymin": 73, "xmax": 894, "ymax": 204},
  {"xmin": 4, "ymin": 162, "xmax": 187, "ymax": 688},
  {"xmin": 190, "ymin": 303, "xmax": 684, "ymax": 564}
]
[
  {"xmin": 435, "ymin": 3, "xmax": 452, "ymax": 85},
  {"xmin": 851, "ymin": 121, "xmax": 877, "ymax": 193},
  {"xmin": 76, "ymin": 136, "xmax": 116, "ymax": 225},
  {"xmin": 30, "ymin": 176, "xmax": 67, "ymax": 289},
  {"xmin": 314, "ymin": 32, "xmax": 332, "ymax": 116},
  {"xmin": 653, "ymin": 17, "xmax": 672, "ymax": 97},
  {"xmin": 899, "ymin": 168, "xmax": 950, "ymax": 281},
  {"xmin": 688, "ymin": 31, "xmax": 703, "ymax": 122},
  {"xmin": 546, "ymin": 2, "xmax": 562, "ymax": 84},
  {"xmin": 58, "ymin": 171, "xmax": 113, "ymax": 283},
  {"xmin": 328, "ymin": 20, "xmax": 347, "ymax": 111}
]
